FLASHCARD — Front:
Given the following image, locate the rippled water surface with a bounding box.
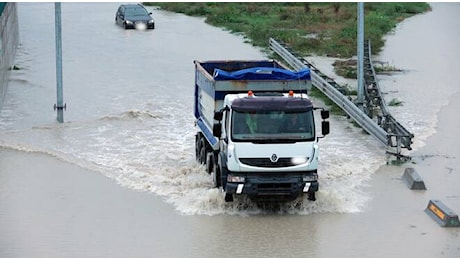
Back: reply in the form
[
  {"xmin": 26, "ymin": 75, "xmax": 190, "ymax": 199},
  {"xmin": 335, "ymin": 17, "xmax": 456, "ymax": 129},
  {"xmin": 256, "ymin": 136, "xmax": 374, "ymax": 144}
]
[
  {"xmin": 0, "ymin": 2, "xmax": 387, "ymax": 215},
  {"xmin": 1, "ymin": 2, "xmax": 459, "ymax": 257}
]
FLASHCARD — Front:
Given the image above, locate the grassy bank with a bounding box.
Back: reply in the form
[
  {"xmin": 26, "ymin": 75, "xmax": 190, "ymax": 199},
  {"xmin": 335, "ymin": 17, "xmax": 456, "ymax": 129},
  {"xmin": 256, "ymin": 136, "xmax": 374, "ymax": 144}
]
[
  {"xmin": 144, "ymin": 2, "xmax": 430, "ymax": 116},
  {"xmin": 145, "ymin": 2, "xmax": 430, "ymax": 58}
]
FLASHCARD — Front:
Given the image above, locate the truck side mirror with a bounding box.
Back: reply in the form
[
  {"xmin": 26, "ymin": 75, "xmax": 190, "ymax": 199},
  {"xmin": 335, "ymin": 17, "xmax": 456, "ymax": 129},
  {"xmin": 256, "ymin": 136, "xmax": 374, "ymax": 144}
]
[
  {"xmin": 213, "ymin": 123, "xmax": 222, "ymax": 137},
  {"xmin": 321, "ymin": 110, "xmax": 329, "ymax": 120},
  {"xmin": 214, "ymin": 111, "xmax": 223, "ymax": 121},
  {"xmin": 322, "ymin": 121, "xmax": 330, "ymax": 136}
]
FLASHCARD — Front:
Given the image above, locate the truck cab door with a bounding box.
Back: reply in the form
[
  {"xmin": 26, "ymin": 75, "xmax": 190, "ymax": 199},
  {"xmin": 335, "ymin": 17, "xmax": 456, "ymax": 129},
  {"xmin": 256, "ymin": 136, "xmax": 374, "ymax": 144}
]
[{"xmin": 220, "ymin": 110, "xmax": 229, "ymax": 154}]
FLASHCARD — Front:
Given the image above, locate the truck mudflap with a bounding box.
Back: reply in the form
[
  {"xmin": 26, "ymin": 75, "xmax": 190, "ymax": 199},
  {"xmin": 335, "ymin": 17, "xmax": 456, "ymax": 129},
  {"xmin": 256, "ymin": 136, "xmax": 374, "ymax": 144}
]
[{"xmin": 225, "ymin": 176, "xmax": 318, "ymax": 202}]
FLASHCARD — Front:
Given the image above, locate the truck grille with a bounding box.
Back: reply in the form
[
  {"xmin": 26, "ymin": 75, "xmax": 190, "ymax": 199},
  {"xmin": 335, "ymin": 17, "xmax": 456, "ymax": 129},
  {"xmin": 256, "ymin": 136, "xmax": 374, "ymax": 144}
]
[
  {"xmin": 258, "ymin": 183, "xmax": 292, "ymax": 192},
  {"xmin": 252, "ymin": 182, "xmax": 301, "ymax": 202},
  {"xmin": 239, "ymin": 158, "xmax": 295, "ymax": 168}
]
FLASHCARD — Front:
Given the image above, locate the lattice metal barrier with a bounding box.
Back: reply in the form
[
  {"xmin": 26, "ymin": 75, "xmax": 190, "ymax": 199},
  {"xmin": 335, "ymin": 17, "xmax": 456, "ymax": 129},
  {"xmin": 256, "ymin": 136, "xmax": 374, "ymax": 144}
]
[
  {"xmin": 363, "ymin": 40, "xmax": 414, "ymax": 160},
  {"xmin": 269, "ymin": 38, "xmax": 413, "ymax": 160}
]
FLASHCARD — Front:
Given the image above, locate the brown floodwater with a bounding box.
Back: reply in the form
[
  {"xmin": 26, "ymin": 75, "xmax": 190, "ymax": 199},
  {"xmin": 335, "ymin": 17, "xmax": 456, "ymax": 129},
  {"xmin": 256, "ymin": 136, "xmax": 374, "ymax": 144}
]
[{"xmin": 0, "ymin": 2, "xmax": 459, "ymax": 257}]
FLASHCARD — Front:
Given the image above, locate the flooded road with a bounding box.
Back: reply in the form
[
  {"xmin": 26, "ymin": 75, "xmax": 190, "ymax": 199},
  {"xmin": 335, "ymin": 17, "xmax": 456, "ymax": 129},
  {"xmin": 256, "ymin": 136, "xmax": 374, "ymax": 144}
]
[{"xmin": 0, "ymin": 2, "xmax": 459, "ymax": 257}]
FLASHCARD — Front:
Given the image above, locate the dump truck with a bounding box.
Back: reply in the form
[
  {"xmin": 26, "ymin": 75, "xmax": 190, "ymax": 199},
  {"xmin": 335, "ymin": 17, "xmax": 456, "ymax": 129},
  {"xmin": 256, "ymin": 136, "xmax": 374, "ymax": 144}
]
[{"xmin": 194, "ymin": 60, "xmax": 329, "ymax": 202}]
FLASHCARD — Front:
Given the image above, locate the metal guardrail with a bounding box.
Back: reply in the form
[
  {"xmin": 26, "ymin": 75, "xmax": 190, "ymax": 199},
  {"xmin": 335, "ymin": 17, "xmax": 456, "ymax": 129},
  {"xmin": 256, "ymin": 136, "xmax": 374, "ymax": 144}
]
[
  {"xmin": 269, "ymin": 38, "xmax": 413, "ymax": 160},
  {"xmin": 363, "ymin": 40, "xmax": 414, "ymax": 159}
]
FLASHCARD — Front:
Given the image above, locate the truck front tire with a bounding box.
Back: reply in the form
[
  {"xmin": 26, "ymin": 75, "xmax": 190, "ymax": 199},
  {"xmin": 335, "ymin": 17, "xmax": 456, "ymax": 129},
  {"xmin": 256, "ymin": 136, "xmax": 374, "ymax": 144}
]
[
  {"xmin": 211, "ymin": 153, "xmax": 221, "ymax": 188},
  {"xmin": 308, "ymin": 192, "xmax": 316, "ymax": 201},
  {"xmin": 225, "ymin": 193, "xmax": 234, "ymax": 202}
]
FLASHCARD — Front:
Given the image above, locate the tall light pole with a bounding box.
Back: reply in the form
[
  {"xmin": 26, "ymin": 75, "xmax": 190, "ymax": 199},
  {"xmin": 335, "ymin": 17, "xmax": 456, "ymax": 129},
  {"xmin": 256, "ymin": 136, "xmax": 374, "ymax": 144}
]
[
  {"xmin": 357, "ymin": 2, "xmax": 364, "ymax": 111},
  {"xmin": 54, "ymin": 2, "xmax": 65, "ymax": 123}
]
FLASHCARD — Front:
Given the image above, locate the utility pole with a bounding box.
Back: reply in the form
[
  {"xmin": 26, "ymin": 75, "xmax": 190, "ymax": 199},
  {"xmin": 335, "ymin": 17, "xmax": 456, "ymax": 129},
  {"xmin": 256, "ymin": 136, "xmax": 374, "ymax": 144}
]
[
  {"xmin": 357, "ymin": 2, "xmax": 364, "ymax": 111},
  {"xmin": 54, "ymin": 2, "xmax": 65, "ymax": 123}
]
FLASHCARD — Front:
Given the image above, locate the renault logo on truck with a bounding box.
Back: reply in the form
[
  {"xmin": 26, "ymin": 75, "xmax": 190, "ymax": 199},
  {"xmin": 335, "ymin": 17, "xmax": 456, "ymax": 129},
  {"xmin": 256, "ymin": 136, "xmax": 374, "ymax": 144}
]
[{"xmin": 270, "ymin": 154, "xmax": 279, "ymax": 163}]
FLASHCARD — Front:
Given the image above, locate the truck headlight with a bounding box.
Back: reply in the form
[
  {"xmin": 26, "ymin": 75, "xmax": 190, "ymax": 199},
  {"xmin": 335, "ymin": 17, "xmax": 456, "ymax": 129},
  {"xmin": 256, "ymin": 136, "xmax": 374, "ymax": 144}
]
[
  {"xmin": 291, "ymin": 157, "xmax": 309, "ymax": 165},
  {"xmin": 227, "ymin": 175, "xmax": 245, "ymax": 183}
]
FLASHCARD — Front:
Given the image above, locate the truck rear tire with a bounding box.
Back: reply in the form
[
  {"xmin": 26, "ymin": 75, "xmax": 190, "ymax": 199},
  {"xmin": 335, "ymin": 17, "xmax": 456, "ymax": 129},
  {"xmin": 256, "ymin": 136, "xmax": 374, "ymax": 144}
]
[
  {"xmin": 197, "ymin": 137, "xmax": 206, "ymax": 165},
  {"xmin": 195, "ymin": 135, "xmax": 201, "ymax": 162},
  {"xmin": 206, "ymin": 153, "xmax": 213, "ymax": 173}
]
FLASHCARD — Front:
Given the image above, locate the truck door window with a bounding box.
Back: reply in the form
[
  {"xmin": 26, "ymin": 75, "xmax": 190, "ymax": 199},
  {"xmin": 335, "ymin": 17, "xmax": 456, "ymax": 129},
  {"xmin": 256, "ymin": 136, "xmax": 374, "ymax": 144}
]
[
  {"xmin": 279, "ymin": 112, "xmax": 314, "ymax": 134},
  {"xmin": 232, "ymin": 111, "xmax": 250, "ymax": 136}
]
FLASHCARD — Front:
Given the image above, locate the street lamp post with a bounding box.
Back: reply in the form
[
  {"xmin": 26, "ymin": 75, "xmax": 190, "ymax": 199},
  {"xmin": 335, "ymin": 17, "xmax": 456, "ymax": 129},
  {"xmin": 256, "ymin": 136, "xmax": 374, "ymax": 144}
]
[
  {"xmin": 54, "ymin": 2, "xmax": 65, "ymax": 123},
  {"xmin": 357, "ymin": 2, "xmax": 364, "ymax": 111}
]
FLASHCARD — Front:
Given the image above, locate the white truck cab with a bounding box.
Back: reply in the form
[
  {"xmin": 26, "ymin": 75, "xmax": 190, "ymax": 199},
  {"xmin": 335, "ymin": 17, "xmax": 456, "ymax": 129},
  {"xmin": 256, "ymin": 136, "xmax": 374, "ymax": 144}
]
[{"xmin": 213, "ymin": 91, "xmax": 329, "ymax": 202}]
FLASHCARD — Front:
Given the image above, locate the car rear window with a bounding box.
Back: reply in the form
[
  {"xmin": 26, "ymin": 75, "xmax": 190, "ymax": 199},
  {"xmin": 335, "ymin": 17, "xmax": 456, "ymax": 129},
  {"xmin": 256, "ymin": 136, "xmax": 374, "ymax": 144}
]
[{"xmin": 125, "ymin": 7, "xmax": 148, "ymax": 16}]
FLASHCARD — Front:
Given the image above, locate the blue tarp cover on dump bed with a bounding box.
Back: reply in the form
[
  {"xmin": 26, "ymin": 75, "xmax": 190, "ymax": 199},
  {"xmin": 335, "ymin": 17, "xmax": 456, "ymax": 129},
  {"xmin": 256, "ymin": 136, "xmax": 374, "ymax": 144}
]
[{"xmin": 213, "ymin": 67, "xmax": 311, "ymax": 81}]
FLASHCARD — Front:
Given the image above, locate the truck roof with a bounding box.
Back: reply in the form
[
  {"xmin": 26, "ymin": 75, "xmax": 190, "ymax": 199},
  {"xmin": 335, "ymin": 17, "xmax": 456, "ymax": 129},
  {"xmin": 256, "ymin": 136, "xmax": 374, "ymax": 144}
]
[{"xmin": 231, "ymin": 95, "xmax": 313, "ymax": 112}]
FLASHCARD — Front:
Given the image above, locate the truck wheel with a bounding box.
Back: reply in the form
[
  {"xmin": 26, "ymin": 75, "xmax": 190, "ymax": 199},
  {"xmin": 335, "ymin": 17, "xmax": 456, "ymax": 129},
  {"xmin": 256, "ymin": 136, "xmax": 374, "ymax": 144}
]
[
  {"xmin": 195, "ymin": 135, "xmax": 201, "ymax": 161},
  {"xmin": 211, "ymin": 154, "xmax": 221, "ymax": 188},
  {"xmin": 206, "ymin": 151, "xmax": 217, "ymax": 174},
  {"xmin": 199, "ymin": 142, "xmax": 207, "ymax": 164},
  {"xmin": 205, "ymin": 153, "xmax": 212, "ymax": 174},
  {"xmin": 196, "ymin": 137, "xmax": 206, "ymax": 164},
  {"xmin": 224, "ymin": 193, "xmax": 234, "ymax": 202},
  {"xmin": 308, "ymin": 192, "xmax": 316, "ymax": 201},
  {"xmin": 218, "ymin": 154, "xmax": 228, "ymax": 190}
]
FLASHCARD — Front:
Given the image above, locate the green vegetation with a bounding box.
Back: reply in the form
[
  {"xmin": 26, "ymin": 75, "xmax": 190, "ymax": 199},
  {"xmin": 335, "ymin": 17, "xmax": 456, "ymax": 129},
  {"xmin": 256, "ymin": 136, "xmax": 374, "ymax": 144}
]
[
  {"xmin": 145, "ymin": 2, "xmax": 430, "ymax": 58},
  {"xmin": 333, "ymin": 60, "xmax": 402, "ymax": 78},
  {"xmin": 308, "ymin": 87, "xmax": 347, "ymax": 116},
  {"xmin": 333, "ymin": 59, "xmax": 357, "ymax": 78},
  {"xmin": 388, "ymin": 98, "xmax": 404, "ymax": 106},
  {"xmin": 373, "ymin": 63, "xmax": 403, "ymax": 74},
  {"xmin": 144, "ymin": 2, "xmax": 429, "ymax": 115}
]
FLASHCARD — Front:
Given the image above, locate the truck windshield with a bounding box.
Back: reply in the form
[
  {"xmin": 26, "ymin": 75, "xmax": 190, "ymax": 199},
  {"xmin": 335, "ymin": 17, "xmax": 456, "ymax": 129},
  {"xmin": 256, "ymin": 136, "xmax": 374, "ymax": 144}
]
[{"xmin": 231, "ymin": 110, "xmax": 315, "ymax": 142}]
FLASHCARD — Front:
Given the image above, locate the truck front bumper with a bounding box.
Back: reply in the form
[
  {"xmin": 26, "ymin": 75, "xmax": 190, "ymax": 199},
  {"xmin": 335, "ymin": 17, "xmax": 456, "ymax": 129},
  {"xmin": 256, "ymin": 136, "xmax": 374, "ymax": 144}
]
[{"xmin": 225, "ymin": 176, "xmax": 318, "ymax": 202}]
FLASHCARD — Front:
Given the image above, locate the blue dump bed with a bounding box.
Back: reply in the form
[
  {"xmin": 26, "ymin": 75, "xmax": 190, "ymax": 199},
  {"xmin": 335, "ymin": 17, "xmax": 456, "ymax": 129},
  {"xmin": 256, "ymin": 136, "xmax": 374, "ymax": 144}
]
[
  {"xmin": 213, "ymin": 67, "xmax": 310, "ymax": 81},
  {"xmin": 195, "ymin": 60, "xmax": 311, "ymax": 92}
]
